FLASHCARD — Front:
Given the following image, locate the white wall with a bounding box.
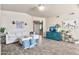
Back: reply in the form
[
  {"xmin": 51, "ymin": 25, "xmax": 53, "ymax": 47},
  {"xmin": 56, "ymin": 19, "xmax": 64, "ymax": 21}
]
[
  {"xmin": 1, "ymin": 10, "xmax": 46, "ymax": 35},
  {"xmin": 0, "ymin": 5, "xmax": 2, "ymax": 27},
  {"xmin": 1, "ymin": 10, "xmax": 33, "ymax": 35},
  {"xmin": 46, "ymin": 16, "xmax": 63, "ymax": 31},
  {"xmin": 46, "ymin": 12, "xmax": 79, "ymax": 31},
  {"xmin": 46, "ymin": 12, "xmax": 79, "ymax": 40}
]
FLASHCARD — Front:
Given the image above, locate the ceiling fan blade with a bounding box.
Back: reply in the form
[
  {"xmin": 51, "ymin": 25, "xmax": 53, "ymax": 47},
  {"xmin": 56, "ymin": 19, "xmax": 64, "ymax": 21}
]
[{"xmin": 28, "ymin": 6, "xmax": 38, "ymax": 11}]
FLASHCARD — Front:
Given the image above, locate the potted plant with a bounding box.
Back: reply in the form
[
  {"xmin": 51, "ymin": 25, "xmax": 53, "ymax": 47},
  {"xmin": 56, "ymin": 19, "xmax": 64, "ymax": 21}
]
[
  {"xmin": 0, "ymin": 27, "xmax": 6, "ymax": 33},
  {"xmin": 0, "ymin": 27, "xmax": 6, "ymax": 44}
]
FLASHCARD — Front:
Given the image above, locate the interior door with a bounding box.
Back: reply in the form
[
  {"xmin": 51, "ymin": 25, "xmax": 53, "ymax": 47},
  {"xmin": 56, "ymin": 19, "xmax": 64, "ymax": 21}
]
[
  {"xmin": 34, "ymin": 23, "xmax": 40, "ymax": 34},
  {"xmin": 33, "ymin": 21, "xmax": 43, "ymax": 35}
]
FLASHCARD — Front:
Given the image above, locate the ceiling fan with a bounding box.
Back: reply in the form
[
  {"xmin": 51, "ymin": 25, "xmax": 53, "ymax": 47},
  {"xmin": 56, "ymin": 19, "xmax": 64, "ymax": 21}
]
[{"xmin": 29, "ymin": 4, "xmax": 45, "ymax": 11}]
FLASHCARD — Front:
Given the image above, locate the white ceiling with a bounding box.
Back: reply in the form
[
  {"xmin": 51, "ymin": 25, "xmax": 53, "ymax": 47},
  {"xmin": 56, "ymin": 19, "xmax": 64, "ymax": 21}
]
[{"xmin": 1, "ymin": 4, "xmax": 79, "ymax": 17}]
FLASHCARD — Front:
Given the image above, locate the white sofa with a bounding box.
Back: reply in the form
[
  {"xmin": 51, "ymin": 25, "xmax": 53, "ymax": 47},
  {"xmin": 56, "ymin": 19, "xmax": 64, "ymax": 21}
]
[
  {"xmin": 6, "ymin": 30, "xmax": 29, "ymax": 44},
  {"xmin": 6, "ymin": 29, "xmax": 41, "ymax": 44}
]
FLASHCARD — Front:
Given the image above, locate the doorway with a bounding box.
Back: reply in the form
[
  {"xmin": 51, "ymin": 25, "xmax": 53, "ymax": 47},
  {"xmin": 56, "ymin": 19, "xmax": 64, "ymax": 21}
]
[{"xmin": 33, "ymin": 21, "xmax": 43, "ymax": 36}]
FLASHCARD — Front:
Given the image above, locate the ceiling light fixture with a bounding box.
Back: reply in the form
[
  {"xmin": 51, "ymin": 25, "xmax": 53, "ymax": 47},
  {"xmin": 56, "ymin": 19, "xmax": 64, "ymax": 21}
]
[{"xmin": 38, "ymin": 4, "xmax": 45, "ymax": 11}]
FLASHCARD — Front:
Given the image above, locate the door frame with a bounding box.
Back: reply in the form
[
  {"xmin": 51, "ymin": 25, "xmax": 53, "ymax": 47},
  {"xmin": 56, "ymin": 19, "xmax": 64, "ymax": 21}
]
[{"xmin": 33, "ymin": 20, "xmax": 43, "ymax": 36}]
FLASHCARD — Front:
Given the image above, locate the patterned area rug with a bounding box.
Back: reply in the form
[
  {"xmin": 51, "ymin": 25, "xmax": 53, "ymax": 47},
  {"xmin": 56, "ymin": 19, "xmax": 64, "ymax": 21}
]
[{"xmin": 1, "ymin": 38, "xmax": 79, "ymax": 55}]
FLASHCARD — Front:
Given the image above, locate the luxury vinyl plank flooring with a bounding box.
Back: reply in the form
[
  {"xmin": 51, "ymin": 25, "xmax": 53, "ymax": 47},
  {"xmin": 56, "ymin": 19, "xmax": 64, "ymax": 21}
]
[{"xmin": 1, "ymin": 38, "xmax": 79, "ymax": 55}]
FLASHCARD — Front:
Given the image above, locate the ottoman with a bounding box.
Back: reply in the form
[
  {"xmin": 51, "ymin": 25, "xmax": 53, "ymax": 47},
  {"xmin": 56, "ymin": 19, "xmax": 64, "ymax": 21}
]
[{"xmin": 21, "ymin": 37, "xmax": 32, "ymax": 49}]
